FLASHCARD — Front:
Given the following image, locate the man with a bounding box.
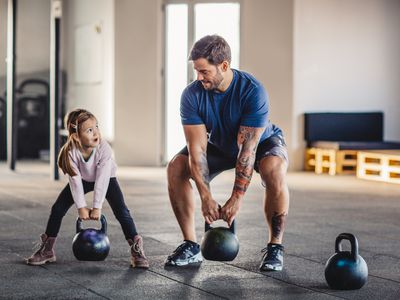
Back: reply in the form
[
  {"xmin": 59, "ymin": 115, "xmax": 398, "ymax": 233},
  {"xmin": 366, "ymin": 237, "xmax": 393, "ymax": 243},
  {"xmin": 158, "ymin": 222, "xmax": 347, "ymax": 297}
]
[{"xmin": 165, "ymin": 35, "xmax": 289, "ymax": 271}]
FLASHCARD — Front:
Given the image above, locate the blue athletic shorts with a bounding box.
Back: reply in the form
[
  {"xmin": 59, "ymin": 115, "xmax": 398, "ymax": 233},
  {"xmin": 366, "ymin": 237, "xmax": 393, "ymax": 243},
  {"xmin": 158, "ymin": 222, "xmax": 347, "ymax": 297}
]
[{"xmin": 177, "ymin": 133, "xmax": 288, "ymax": 181}]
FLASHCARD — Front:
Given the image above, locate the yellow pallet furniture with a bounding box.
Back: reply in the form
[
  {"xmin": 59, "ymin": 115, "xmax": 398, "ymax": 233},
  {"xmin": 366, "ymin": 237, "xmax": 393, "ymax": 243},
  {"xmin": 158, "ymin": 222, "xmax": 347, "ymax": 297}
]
[
  {"xmin": 357, "ymin": 150, "xmax": 400, "ymax": 184},
  {"xmin": 305, "ymin": 148, "xmax": 358, "ymax": 175}
]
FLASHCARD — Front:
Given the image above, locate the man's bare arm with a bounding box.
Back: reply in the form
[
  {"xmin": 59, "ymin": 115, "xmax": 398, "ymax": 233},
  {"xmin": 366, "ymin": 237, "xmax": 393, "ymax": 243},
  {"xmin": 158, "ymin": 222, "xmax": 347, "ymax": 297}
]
[
  {"xmin": 220, "ymin": 126, "xmax": 265, "ymax": 225},
  {"xmin": 232, "ymin": 126, "xmax": 265, "ymax": 198},
  {"xmin": 183, "ymin": 125, "xmax": 210, "ymax": 198},
  {"xmin": 183, "ymin": 125, "xmax": 220, "ymax": 223}
]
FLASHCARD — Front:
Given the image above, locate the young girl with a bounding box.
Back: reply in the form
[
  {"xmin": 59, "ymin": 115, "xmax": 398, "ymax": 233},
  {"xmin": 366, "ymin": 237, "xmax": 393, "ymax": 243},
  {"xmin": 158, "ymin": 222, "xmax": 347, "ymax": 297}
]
[{"xmin": 26, "ymin": 108, "xmax": 149, "ymax": 269}]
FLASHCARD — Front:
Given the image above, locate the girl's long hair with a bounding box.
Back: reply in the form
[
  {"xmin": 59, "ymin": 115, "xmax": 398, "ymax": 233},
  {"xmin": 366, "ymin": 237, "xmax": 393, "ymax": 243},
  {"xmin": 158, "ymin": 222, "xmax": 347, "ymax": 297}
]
[{"xmin": 57, "ymin": 109, "xmax": 96, "ymax": 176}]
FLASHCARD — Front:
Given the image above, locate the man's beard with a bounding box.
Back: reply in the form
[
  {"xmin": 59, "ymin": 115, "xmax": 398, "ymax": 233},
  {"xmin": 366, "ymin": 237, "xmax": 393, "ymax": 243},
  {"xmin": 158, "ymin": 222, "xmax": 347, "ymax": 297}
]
[{"xmin": 202, "ymin": 70, "xmax": 224, "ymax": 91}]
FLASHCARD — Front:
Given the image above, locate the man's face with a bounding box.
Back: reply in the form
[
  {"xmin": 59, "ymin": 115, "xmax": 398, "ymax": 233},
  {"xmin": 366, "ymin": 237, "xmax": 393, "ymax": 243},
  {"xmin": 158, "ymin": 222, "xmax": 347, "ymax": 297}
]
[{"xmin": 193, "ymin": 58, "xmax": 225, "ymax": 91}]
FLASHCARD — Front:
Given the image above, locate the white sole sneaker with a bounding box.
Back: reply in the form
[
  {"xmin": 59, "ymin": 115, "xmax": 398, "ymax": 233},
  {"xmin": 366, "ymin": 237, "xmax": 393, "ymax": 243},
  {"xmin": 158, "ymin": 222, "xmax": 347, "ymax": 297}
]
[{"xmin": 166, "ymin": 252, "xmax": 203, "ymax": 266}]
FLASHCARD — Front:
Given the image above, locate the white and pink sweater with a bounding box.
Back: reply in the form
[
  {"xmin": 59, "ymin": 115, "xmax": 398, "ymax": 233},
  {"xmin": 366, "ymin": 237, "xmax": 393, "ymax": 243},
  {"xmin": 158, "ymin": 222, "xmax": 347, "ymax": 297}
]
[{"xmin": 68, "ymin": 139, "xmax": 117, "ymax": 209}]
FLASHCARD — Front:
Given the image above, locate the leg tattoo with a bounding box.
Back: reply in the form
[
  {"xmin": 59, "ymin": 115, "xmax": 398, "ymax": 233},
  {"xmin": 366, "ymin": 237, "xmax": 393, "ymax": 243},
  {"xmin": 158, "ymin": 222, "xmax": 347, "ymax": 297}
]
[{"xmin": 271, "ymin": 212, "xmax": 287, "ymax": 240}]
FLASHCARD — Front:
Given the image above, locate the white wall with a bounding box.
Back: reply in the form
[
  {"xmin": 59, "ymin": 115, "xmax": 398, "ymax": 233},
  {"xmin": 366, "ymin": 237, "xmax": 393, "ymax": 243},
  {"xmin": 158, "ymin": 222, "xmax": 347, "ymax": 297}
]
[
  {"xmin": 17, "ymin": 0, "xmax": 50, "ymax": 74},
  {"xmin": 241, "ymin": 0, "xmax": 294, "ymax": 166},
  {"xmin": 293, "ymin": 0, "xmax": 400, "ymax": 169},
  {"xmin": 64, "ymin": 0, "xmax": 115, "ymax": 141},
  {"xmin": 114, "ymin": 0, "xmax": 163, "ymax": 166},
  {"xmin": 0, "ymin": 0, "xmax": 50, "ymax": 81}
]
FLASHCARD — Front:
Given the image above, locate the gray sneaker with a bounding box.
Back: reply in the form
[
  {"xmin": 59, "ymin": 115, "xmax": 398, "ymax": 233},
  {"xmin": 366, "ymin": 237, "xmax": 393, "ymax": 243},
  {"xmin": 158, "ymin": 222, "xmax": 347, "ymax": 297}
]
[
  {"xmin": 259, "ymin": 243, "xmax": 284, "ymax": 271},
  {"xmin": 165, "ymin": 241, "xmax": 203, "ymax": 266},
  {"xmin": 26, "ymin": 234, "xmax": 57, "ymax": 266}
]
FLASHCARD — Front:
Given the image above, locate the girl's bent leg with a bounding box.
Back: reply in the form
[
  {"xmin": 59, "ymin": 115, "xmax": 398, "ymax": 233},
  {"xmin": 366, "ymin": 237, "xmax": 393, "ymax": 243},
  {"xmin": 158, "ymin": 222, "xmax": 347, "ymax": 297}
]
[
  {"xmin": 45, "ymin": 184, "xmax": 75, "ymax": 237},
  {"xmin": 27, "ymin": 181, "xmax": 94, "ymax": 265},
  {"xmin": 27, "ymin": 184, "xmax": 74, "ymax": 265},
  {"xmin": 106, "ymin": 178, "xmax": 138, "ymax": 239},
  {"xmin": 26, "ymin": 234, "xmax": 57, "ymax": 265},
  {"xmin": 106, "ymin": 178, "xmax": 148, "ymax": 268}
]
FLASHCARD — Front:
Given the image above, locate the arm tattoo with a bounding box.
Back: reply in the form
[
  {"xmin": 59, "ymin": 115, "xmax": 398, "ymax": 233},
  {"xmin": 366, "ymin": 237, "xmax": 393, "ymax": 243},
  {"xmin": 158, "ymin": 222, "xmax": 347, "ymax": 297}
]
[
  {"xmin": 271, "ymin": 212, "xmax": 287, "ymax": 240},
  {"xmin": 199, "ymin": 150, "xmax": 210, "ymax": 189},
  {"xmin": 233, "ymin": 127, "xmax": 257, "ymax": 196}
]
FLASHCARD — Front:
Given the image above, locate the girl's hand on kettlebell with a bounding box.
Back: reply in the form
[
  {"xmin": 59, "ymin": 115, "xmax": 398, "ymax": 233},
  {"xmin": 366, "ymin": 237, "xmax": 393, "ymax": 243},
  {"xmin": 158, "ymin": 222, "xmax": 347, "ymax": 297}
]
[
  {"xmin": 90, "ymin": 208, "xmax": 101, "ymax": 220},
  {"xmin": 78, "ymin": 207, "xmax": 90, "ymax": 220}
]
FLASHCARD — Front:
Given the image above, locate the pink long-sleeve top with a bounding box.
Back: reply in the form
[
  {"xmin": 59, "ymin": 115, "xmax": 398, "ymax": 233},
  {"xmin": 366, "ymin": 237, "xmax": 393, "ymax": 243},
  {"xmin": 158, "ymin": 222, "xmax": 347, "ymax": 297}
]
[{"xmin": 68, "ymin": 139, "xmax": 117, "ymax": 209}]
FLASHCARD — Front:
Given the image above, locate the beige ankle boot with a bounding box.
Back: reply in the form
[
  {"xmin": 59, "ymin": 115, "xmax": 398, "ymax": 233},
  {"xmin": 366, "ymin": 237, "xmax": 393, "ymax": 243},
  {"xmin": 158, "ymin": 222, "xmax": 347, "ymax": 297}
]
[
  {"xmin": 127, "ymin": 235, "xmax": 149, "ymax": 269},
  {"xmin": 26, "ymin": 234, "xmax": 57, "ymax": 265}
]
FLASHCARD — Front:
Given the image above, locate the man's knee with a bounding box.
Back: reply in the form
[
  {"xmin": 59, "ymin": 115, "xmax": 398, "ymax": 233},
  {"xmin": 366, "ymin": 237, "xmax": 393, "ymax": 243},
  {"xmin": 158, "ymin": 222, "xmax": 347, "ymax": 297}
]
[
  {"xmin": 167, "ymin": 154, "xmax": 190, "ymax": 185},
  {"xmin": 259, "ymin": 156, "xmax": 287, "ymax": 190}
]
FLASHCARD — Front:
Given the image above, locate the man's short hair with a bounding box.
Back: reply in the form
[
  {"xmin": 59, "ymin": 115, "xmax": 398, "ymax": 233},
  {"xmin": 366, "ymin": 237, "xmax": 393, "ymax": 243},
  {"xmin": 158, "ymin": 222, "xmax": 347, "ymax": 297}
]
[{"xmin": 189, "ymin": 35, "xmax": 231, "ymax": 65}]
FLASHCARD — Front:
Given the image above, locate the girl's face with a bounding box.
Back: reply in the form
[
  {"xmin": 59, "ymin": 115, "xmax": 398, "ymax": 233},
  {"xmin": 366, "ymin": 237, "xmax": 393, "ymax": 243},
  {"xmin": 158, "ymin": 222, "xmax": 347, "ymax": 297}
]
[{"xmin": 79, "ymin": 117, "xmax": 100, "ymax": 149}]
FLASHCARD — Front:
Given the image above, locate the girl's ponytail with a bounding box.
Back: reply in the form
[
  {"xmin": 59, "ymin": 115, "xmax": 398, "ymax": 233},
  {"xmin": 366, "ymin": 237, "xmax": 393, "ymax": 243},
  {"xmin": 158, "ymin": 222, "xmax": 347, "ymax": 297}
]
[
  {"xmin": 57, "ymin": 135, "xmax": 79, "ymax": 176},
  {"xmin": 57, "ymin": 109, "xmax": 95, "ymax": 176}
]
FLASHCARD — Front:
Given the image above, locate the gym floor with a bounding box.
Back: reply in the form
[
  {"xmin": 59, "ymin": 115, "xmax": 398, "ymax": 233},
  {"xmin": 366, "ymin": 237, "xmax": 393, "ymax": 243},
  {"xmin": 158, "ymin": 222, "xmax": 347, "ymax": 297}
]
[{"xmin": 1, "ymin": 162, "xmax": 399, "ymax": 299}]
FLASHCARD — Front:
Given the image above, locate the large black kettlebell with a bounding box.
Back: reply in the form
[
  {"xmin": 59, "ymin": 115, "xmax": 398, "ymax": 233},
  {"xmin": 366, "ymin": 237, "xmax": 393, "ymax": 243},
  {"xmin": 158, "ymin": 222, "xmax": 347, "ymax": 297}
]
[
  {"xmin": 72, "ymin": 214, "xmax": 110, "ymax": 261},
  {"xmin": 201, "ymin": 219, "xmax": 239, "ymax": 261},
  {"xmin": 325, "ymin": 233, "xmax": 368, "ymax": 290}
]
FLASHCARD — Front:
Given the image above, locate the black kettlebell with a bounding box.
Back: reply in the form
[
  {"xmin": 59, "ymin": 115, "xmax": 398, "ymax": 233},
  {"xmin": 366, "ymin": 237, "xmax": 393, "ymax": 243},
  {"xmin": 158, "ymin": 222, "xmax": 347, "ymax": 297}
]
[
  {"xmin": 325, "ymin": 233, "xmax": 368, "ymax": 290},
  {"xmin": 201, "ymin": 219, "xmax": 239, "ymax": 261},
  {"xmin": 72, "ymin": 214, "xmax": 110, "ymax": 261}
]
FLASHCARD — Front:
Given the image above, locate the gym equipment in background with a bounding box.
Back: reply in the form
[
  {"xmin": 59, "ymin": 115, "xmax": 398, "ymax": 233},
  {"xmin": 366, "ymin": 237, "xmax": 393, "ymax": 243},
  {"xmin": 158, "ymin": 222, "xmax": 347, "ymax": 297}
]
[
  {"xmin": 0, "ymin": 97, "xmax": 5, "ymax": 160},
  {"xmin": 201, "ymin": 219, "xmax": 239, "ymax": 261},
  {"xmin": 72, "ymin": 214, "xmax": 110, "ymax": 261},
  {"xmin": 325, "ymin": 233, "xmax": 368, "ymax": 290},
  {"xmin": 16, "ymin": 79, "xmax": 50, "ymax": 159}
]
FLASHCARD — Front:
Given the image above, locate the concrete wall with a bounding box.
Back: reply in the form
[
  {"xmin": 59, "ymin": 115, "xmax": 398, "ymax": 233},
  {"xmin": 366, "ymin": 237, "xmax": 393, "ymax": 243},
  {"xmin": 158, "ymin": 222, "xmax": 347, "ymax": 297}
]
[
  {"xmin": 292, "ymin": 0, "xmax": 400, "ymax": 169},
  {"xmin": 114, "ymin": 0, "xmax": 163, "ymax": 165}
]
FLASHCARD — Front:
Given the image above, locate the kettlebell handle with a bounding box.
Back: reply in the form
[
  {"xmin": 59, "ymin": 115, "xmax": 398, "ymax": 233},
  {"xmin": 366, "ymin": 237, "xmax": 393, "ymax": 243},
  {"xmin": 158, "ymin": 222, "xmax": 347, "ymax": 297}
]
[
  {"xmin": 76, "ymin": 214, "xmax": 108, "ymax": 234},
  {"xmin": 205, "ymin": 219, "xmax": 236, "ymax": 234},
  {"xmin": 335, "ymin": 232, "xmax": 358, "ymax": 261}
]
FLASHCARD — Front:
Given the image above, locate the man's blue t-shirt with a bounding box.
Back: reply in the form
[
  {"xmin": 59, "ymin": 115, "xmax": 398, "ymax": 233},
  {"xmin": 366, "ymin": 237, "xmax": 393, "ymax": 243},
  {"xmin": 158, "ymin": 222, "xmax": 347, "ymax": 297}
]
[{"xmin": 180, "ymin": 69, "xmax": 281, "ymax": 158}]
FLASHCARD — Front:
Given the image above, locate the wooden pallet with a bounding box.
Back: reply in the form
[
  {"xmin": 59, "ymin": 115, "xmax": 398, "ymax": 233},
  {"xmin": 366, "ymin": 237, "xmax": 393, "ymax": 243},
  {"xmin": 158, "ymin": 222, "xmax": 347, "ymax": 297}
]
[
  {"xmin": 305, "ymin": 148, "xmax": 358, "ymax": 175},
  {"xmin": 357, "ymin": 150, "xmax": 400, "ymax": 184}
]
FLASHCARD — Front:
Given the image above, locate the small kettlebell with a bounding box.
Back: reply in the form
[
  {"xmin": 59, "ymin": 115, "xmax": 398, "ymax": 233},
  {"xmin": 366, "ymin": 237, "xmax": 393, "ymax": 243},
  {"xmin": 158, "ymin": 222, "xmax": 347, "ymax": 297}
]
[
  {"xmin": 72, "ymin": 214, "xmax": 110, "ymax": 261},
  {"xmin": 201, "ymin": 219, "xmax": 239, "ymax": 261},
  {"xmin": 325, "ymin": 233, "xmax": 368, "ymax": 290}
]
